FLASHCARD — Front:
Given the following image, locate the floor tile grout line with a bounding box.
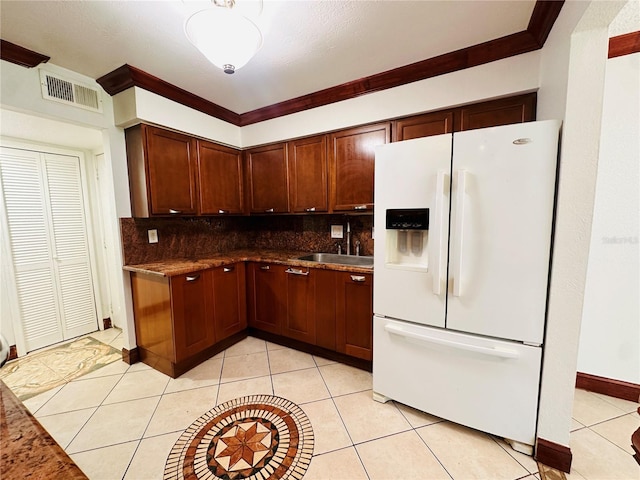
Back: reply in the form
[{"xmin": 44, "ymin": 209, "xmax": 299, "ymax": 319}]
[
  {"xmin": 586, "ymin": 422, "xmax": 638, "ymax": 456},
  {"xmin": 411, "ymin": 423, "xmax": 456, "ymax": 480},
  {"xmin": 66, "ymin": 436, "xmax": 142, "ymax": 458},
  {"xmin": 315, "ymin": 363, "xmax": 372, "ymax": 479},
  {"xmin": 580, "ymin": 410, "xmax": 640, "ymax": 429}
]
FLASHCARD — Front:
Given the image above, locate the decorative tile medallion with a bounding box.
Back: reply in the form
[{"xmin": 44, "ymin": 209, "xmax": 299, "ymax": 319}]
[{"xmin": 165, "ymin": 395, "xmax": 314, "ymax": 480}]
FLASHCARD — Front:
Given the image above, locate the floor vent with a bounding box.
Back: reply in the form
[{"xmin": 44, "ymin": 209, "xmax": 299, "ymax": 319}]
[{"xmin": 39, "ymin": 69, "xmax": 103, "ymax": 113}]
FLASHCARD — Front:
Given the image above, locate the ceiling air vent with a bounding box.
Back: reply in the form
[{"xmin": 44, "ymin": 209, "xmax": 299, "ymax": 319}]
[{"xmin": 39, "ymin": 69, "xmax": 103, "ymax": 113}]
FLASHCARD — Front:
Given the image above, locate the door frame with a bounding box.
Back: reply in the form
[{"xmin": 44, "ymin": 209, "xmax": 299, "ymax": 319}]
[{"xmin": 0, "ymin": 137, "xmax": 104, "ymax": 356}]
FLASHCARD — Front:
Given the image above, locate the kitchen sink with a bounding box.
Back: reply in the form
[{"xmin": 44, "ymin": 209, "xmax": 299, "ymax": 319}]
[{"xmin": 295, "ymin": 253, "xmax": 374, "ymax": 268}]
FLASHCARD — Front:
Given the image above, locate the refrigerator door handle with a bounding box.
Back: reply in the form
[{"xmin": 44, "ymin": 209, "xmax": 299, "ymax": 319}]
[
  {"xmin": 452, "ymin": 169, "xmax": 467, "ymax": 297},
  {"xmin": 383, "ymin": 323, "xmax": 519, "ymax": 359},
  {"xmin": 432, "ymin": 170, "xmax": 447, "ymax": 295}
]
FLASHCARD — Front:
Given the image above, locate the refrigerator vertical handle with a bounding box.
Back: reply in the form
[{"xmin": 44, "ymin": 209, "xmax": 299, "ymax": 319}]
[
  {"xmin": 452, "ymin": 169, "xmax": 467, "ymax": 297},
  {"xmin": 432, "ymin": 170, "xmax": 447, "ymax": 295}
]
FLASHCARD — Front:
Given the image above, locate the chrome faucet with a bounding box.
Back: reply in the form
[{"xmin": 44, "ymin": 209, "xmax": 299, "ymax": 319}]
[
  {"xmin": 346, "ymin": 221, "xmax": 351, "ymax": 255},
  {"xmin": 336, "ymin": 242, "xmax": 342, "ymax": 255},
  {"xmin": 355, "ymin": 240, "xmax": 360, "ymax": 256}
]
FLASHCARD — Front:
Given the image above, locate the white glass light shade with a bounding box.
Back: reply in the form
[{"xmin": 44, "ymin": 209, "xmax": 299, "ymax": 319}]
[{"xmin": 185, "ymin": 8, "xmax": 263, "ymax": 74}]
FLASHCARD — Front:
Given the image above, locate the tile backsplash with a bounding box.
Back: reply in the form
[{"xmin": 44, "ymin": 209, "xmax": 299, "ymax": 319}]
[{"xmin": 120, "ymin": 215, "xmax": 373, "ymax": 265}]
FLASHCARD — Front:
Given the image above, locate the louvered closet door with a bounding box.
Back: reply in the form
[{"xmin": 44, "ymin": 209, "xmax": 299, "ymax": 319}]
[{"xmin": 0, "ymin": 147, "xmax": 97, "ymax": 352}]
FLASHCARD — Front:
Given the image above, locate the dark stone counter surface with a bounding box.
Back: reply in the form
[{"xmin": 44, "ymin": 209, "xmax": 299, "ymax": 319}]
[
  {"xmin": 123, "ymin": 249, "xmax": 374, "ymax": 277},
  {"xmin": 1, "ymin": 380, "xmax": 88, "ymax": 479}
]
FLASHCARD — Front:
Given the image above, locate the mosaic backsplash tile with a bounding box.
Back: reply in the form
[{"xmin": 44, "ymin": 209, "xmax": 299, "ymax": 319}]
[{"xmin": 121, "ymin": 215, "xmax": 373, "ymax": 265}]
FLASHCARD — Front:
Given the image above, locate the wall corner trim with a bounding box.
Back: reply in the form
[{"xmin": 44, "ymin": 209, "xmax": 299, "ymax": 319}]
[{"xmin": 535, "ymin": 437, "xmax": 573, "ymax": 473}]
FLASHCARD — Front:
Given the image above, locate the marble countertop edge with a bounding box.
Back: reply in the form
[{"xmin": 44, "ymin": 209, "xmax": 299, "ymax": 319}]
[{"xmin": 123, "ymin": 249, "xmax": 374, "ymax": 277}]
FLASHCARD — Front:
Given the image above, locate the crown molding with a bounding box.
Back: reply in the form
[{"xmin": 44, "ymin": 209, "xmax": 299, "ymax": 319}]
[
  {"xmin": 0, "ymin": 39, "xmax": 50, "ymax": 68},
  {"xmin": 96, "ymin": 64, "xmax": 241, "ymax": 125},
  {"xmin": 608, "ymin": 31, "xmax": 640, "ymax": 59},
  {"xmin": 527, "ymin": 0, "xmax": 565, "ymax": 47}
]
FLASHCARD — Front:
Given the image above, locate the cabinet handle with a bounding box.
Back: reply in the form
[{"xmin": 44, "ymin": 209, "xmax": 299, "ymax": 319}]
[
  {"xmin": 285, "ymin": 268, "xmax": 310, "ymax": 276},
  {"xmin": 186, "ymin": 274, "xmax": 200, "ymax": 282},
  {"xmin": 218, "ymin": 209, "xmax": 228, "ymax": 214},
  {"xmin": 223, "ymin": 266, "xmax": 235, "ymax": 273},
  {"xmin": 350, "ymin": 275, "xmax": 366, "ymax": 282},
  {"xmin": 354, "ymin": 205, "xmax": 368, "ymax": 210},
  {"xmin": 260, "ymin": 265, "xmax": 270, "ymax": 270},
  {"xmin": 305, "ymin": 207, "xmax": 316, "ymax": 212},
  {"xmin": 265, "ymin": 208, "xmax": 274, "ymax": 213},
  {"xmin": 169, "ymin": 209, "xmax": 182, "ymax": 214}
]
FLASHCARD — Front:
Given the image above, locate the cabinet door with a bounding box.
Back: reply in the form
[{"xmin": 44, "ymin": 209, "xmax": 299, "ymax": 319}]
[
  {"xmin": 247, "ymin": 263, "xmax": 286, "ymax": 334},
  {"xmin": 171, "ymin": 270, "xmax": 214, "ymax": 362},
  {"xmin": 336, "ymin": 272, "xmax": 373, "ymax": 361},
  {"xmin": 314, "ymin": 269, "xmax": 337, "ymax": 351},
  {"xmin": 329, "ymin": 123, "xmax": 390, "ymax": 212},
  {"xmin": 456, "ymin": 93, "xmax": 536, "ymax": 132},
  {"xmin": 283, "ymin": 267, "xmax": 316, "ymax": 344},
  {"xmin": 212, "ymin": 263, "xmax": 247, "ymax": 341},
  {"xmin": 197, "ymin": 141, "xmax": 244, "ymax": 215},
  {"xmin": 245, "ymin": 143, "xmax": 289, "ymax": 213},
  {"xmin": 393, "ymin": 111, "xmax": 453, "ymax": 142},
  {"xmin": 144, "ymin": 125, "xmax": 198, "ymax": 215},
  {"xmin": 288, "ymin": 135, "xmax": 328, "ymax": 213}
]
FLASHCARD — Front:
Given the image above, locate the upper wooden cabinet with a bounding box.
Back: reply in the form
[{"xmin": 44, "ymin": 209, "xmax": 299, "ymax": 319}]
[
  {"xmin": 329, "ymin": 123, "xmax": 390, "ymax": 212},
  {"xmin": 125, "ymin": 124, "xmax": 198, "ymax": 217},
  {"xmin": 197, "ymin": 140, "xmax": 244, "ymax": 215},
  {"xmin": 455, "ymin": 93, "xmax": 536, "ymax": 132},
  {"xmin": 245, "ymin": 143, "xmax": 289, "ymax": 214},
  {"xmin": 393, "ymin": 111, "xmax": 454, "ymax": 141},
  {"xmin": 287, "ymin": 135, "xmax": 328, "ymax": 213}
]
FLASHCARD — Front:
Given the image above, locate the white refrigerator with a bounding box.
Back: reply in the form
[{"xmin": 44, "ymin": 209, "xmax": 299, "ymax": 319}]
[{"xmin": 372, "ymin": 120, "xmax": 561, "ymax": 453}]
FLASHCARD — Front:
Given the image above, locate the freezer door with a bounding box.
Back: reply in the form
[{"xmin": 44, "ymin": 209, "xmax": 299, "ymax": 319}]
[
  {"xmin": 447, "ymin": 120, "xmax": 560, "ymax": 344},
  {"xmin": 373, "ymin": 135, "xmax": 452, "ymax": 327},
  {"xmin": 373, "ymin": 316, "xmax": 542, "ymax": 446}
]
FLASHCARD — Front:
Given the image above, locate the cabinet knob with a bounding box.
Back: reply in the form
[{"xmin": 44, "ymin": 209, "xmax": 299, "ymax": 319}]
[
  {"xmin": 265, "ymin": 208, "xmax": 274, "ymax": 213},
  {"xmin": 354, "ymin": 205, "xmax": 368, "ymax": 210},
  {"xmin": 218, "ymin": 209, "xmax": 228, "ymax": 214},
  {"xmin": 260, "ymin": 265, "xmax": 270, "ymax": 270},
  {"xmin": 169, "ymin": 209, "xmax": 182, "ymax": 214},
  {"xmin": 350, "ymin": 275, "xmax": 366, "ymax": 282},
  {"xmin": 305, "ymin": 207, "xmax": 316, "ymax": 212},
  {"xmin": 186, "ymin": 274, "xmax": 200, "ymax": 282},
  {"xmin": 223, "ymin": 266, "xmax": 235, "ymax": 273}
]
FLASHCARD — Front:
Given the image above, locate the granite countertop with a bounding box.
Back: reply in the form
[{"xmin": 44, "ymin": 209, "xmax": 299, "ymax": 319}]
[
  {"xmin": 0, "ymin": 380, "xmax": 88, "ymax": 479},
  {"xmin": 123, "ymin": 249, "xmax": 374, "ymax": 277}
]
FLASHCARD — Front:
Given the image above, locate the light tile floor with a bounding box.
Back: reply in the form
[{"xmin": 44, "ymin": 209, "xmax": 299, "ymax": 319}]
[{"xmin": 15, "ymin": 331, "xmax": 640, "ymax": 480}]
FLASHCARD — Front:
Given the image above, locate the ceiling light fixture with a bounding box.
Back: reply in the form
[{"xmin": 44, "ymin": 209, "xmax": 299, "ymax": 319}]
[{"xmin": 184, "ymin": 0, "xmax": 263, "ymax": 74}]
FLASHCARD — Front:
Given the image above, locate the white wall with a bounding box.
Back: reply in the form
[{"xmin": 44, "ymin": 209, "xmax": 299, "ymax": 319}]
[
  {"xmin": 536, "ymin": 0, "xmax": 627, "ymax": 450},
  {"xmin": 0, "ymin": 62, "xmax": 136, "ymax": 350},
  {"xmin": 578, "ymin": 51, "xmax": 640, "ymax": 384}
]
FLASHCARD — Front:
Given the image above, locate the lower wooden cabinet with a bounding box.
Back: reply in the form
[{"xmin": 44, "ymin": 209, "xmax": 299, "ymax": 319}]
[
  {"xmin": 132, "ymin": 262, "xmax": 373, "ymax": 377},
  {"xmin": 171, "ymin": 270, "xmax": 215, "ymax": 363},
  {"xmin": 130, "ymin": 263, "xmax": 246, "ymax": 378},
  {"xmin": 283, "ymin": 266, "xmax": 316, "ymax": 344},
  {"xmin": 248, "ymin": 264, "xmax": 372, "ymax": 360},
  {"xmin": 212, "ymin": 263, "xmax": 247, "ymax": 342},
  {"xmin": 336, "ymin": 271, "xmax": 373, "ymax": 361},
  {"xmin": 247, "ymin": 263, "xmax": 286, "ymax": 335}
]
